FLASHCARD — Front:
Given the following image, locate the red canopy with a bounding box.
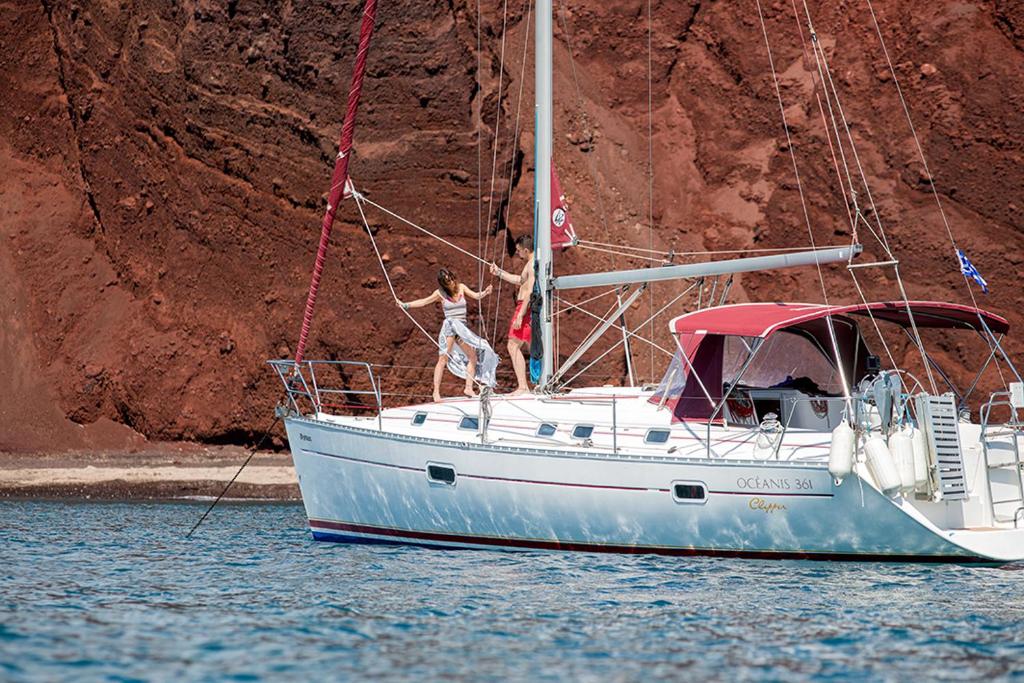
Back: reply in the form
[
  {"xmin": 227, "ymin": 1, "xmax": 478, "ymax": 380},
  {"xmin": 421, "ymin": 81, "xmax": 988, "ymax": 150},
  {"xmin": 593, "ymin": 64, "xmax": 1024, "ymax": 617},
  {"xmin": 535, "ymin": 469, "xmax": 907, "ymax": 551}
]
[{"xmin": 670, "ymin": 301, "xmax": 1009, "ymax": 338}]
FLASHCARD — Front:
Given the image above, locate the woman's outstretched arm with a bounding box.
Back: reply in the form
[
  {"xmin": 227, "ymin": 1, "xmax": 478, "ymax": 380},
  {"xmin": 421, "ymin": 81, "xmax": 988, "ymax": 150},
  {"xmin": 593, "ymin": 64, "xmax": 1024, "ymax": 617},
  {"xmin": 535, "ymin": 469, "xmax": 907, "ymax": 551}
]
[
  {"xmin": 397, "ymin": 290, "xmax": 441, "ymax": 310},
  {"xmin": 461, "ymin": 283, "xmax": 493, "ymax": 300}
]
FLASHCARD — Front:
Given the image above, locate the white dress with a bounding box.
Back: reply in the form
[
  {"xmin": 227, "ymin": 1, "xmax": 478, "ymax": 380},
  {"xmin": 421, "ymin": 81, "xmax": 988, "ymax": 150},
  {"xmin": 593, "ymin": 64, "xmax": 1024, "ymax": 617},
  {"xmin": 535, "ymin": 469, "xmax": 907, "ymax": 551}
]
[{"xmin": 437, "ymin": 293, "xmax": 499, "ymax": 388}]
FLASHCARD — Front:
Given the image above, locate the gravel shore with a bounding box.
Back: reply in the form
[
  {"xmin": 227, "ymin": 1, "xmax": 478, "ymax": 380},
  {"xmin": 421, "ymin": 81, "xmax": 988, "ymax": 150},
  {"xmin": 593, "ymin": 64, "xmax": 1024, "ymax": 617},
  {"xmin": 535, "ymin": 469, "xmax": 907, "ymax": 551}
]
[{"xmin": 0, "ymin": 445, "xmax": 299, "ymax": 500}]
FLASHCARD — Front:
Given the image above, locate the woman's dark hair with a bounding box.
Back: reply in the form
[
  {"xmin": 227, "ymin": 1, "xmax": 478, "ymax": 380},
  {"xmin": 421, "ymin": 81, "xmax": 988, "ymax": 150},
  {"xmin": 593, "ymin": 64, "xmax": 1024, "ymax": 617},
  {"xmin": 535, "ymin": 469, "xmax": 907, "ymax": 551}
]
[
  {"xmin": 515, "ymin": 235, "xmax": 534, "ymax": 252},
  {"xmin": 437, "ymin": 268, "xmax": 459, "ymax": 298}
]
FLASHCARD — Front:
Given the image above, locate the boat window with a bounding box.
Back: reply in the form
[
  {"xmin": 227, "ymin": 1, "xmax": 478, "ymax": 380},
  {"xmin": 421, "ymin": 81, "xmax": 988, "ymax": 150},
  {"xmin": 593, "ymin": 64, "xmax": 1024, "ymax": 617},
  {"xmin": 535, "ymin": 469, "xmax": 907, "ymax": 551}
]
[
  {"xmin": 537, "ymin": 423, "xmax": 558, "ymax": 437},
  {"xmin": 672, "ymin": 481, "xmax": 707, "ymax": 504},
  {"xmin": 411, "ymin": 412, "xmax": 427, "ymax": 426},
  {"xmin": 571, "ymin": 424, "xmax": 594, "ymax": 439},
  {"xmin": 458, "ymin": 416, "xmax": 479, "ymax": 431},
  {"xmin": 726, "ymin": 330, "xmax": 843, "ymax": 395},
  {"xmin": 426, "ymin": 463, "xmax": 456, "ymax": 486},
  {"xmin": 645, "ymin": 429, "xmax": 671, "ymax": 444}
]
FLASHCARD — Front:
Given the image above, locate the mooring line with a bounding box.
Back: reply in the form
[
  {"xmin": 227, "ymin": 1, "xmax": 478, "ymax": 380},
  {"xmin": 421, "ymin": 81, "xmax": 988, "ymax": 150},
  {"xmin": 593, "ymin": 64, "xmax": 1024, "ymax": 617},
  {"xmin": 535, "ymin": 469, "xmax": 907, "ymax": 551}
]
[{"xmin": 185, "ymin": 415, "xmax": 281, "ymax": 539}]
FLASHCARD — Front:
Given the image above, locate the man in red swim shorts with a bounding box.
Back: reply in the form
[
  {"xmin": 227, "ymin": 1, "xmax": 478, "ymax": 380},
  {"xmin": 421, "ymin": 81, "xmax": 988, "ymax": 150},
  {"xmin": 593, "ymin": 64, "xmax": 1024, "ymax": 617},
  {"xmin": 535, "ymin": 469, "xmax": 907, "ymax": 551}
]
[{"xmin": 490, "ymin": 235, "xmax": 535, "ymax": 395}]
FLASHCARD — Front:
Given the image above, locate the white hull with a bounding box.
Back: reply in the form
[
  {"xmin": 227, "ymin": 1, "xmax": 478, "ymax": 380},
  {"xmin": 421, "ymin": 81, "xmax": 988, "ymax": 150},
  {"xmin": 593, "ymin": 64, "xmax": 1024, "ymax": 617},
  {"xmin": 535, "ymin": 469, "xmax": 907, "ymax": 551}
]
[{"xmin": 284, "ymin": 393, "xmax": 1024, "ymax": 563}]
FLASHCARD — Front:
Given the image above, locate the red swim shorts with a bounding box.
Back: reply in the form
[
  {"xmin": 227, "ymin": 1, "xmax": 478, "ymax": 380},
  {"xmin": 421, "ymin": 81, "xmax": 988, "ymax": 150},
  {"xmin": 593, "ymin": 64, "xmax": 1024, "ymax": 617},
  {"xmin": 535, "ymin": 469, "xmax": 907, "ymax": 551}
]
[{"xmin": 509, "ymin": 300, "xmax": 532, "ymax": 343}]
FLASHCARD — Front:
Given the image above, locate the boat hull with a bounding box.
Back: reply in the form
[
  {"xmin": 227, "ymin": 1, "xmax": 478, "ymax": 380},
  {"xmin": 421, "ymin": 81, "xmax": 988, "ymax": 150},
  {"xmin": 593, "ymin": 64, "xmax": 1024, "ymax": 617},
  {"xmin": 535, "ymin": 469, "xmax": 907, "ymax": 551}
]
[{"xmin": 285, "ymin": 416, "xmax": 1006, "ymax": 562}]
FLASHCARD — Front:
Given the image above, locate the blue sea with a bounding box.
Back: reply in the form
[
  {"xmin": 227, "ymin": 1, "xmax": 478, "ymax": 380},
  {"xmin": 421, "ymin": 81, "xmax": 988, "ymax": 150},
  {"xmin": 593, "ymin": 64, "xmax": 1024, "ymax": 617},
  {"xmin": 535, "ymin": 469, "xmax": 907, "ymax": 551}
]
[{"xmin": 2, "ymin": 501, "xmax": 1024, "ymax": 681}]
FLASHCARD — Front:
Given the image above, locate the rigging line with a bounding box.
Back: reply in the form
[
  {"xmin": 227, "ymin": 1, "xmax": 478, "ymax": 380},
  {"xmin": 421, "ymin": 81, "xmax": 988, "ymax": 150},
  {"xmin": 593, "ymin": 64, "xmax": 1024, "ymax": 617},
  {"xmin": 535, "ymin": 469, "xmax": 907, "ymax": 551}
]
[
  {"xmin": 798, "ymin": 1, "xmax": 893, "ymax": 258},
  {"xmin": 185, "ymin": 415, "xmax": 280, "ymax": 539},
  {"xmin": 848, "ymin": 269, "xmax": 899, "ymax": 369},
  {"xmin": 556, "ymin": 295, "xmax": 674, "ymax": 357},
  {"xmin": 798, "ymin": 1, "xmax": 937, "ymax": 392},
  {"xmin": 477, "ymin": 0, "xmax": 483, "ymax": 302},
  {"xmin": 861, "ymin": 0, "xmax": 955, "ymax": 253},
  {"xmin": 575, "ymin": 242, "xmax": 663, "ymax": 262},
  {"xmin": 646, "ymin": 0, "xmax": 655, "ymax": 384},
  {"xmin": 556, "ymin": 0, "xmax": 614, "ymax": 261},
  {"xmin": 355, "ymin": 192, "xmax": 490, "ymax": 389},
  {"xmin": 788, "ymin": 0, "xmax": 855, "ymax": 235},
  {"xmin": 790, "ymin": 1, "xmax": 861, "ymax": 238},
  {"xmin": 862, "ymin": 0, "xmax": 1005, "ymax": 381},
  {"xmin": 560, "ymin": 282, "xmax": 698, "ymax": 388},
  {"xmin": 754, "ymin": 0, "xmax": 854, "ymax": 406},
  {"xmin": 553, "ymin": 286, "xmax": 620, "ymax": 313},
  {"xmin": 480, "ymin": 0, "xmax": 511, "ymax": 288},
  {"xmin": 353, "ymin": 190, "xmax": 491, "ymax": 266},
  {"xmin": 488, "ymin": 0, "xmax": 533, "ymax": 346}
]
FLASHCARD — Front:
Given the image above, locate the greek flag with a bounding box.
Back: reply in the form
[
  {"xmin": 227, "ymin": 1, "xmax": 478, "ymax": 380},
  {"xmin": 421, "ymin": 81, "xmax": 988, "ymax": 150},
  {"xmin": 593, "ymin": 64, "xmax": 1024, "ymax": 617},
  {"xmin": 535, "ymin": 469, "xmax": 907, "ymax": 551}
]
[{"xmin": 957, "ymin": 249, "xmax": 989, "ymax": 294}]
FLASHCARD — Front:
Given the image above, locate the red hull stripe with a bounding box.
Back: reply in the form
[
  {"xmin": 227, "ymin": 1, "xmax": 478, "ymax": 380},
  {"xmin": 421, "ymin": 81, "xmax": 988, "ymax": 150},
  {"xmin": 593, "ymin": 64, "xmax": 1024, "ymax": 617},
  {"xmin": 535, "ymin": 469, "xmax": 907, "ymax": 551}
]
[{"xmin": 307, "ymin": 519, "xmax": 987, "ymax": 563}]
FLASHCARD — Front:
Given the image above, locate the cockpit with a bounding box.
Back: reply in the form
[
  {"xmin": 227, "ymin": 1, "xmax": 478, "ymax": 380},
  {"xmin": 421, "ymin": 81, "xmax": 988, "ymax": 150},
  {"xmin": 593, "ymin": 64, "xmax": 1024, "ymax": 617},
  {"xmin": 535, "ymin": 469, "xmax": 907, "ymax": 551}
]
[{"xmin": 652, "ymin": 301, "xmax": 1010, "ymax": 431}]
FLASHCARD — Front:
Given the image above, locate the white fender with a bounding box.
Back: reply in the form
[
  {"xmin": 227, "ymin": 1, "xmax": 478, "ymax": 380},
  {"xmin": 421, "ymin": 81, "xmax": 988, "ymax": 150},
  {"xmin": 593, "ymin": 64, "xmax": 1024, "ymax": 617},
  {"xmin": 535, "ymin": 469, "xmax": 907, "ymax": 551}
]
[
  {"xmin": 889, "ymin": 430, "xmax": 916, "ymax": 492},
  {"xmin": 828, "ymin": 421, "xmax": 856, "ymax": 482},
  {"xmin": 865, "ymin": 435, "xmax": 902, "ymax": 495}
]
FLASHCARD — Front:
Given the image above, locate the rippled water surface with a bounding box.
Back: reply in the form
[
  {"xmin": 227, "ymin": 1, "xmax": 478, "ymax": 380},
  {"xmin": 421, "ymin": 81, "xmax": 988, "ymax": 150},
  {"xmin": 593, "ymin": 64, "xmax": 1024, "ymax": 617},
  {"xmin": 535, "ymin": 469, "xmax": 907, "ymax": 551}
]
[{"xmin": 3, "ymin": 501, "xmax": 1024, "ymax": 681}]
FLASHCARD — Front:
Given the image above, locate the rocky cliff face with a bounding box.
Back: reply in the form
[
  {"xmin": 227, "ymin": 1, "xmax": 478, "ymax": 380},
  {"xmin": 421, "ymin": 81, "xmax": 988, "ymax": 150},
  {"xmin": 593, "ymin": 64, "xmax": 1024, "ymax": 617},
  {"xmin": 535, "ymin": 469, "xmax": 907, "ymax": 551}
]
[{"xmin": 3, "ymin": 0, "xmax": 1024, "ymax": 450}]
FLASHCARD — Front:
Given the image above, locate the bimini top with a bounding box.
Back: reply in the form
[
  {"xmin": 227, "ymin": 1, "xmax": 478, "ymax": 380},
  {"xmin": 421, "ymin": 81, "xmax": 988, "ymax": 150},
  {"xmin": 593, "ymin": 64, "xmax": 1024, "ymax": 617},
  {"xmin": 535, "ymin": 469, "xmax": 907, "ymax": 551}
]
[{"xmin": 670, "ymin": 301, "xmax": 1009, "ymax": 338}]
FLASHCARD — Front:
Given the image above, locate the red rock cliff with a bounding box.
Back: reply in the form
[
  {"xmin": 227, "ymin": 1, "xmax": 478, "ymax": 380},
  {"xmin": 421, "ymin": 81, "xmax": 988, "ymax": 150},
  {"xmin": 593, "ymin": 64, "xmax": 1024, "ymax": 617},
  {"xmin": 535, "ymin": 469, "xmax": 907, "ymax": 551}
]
[{"xmin": 3, "ymin": 0, "xmax": 1023, "ymax": 450}]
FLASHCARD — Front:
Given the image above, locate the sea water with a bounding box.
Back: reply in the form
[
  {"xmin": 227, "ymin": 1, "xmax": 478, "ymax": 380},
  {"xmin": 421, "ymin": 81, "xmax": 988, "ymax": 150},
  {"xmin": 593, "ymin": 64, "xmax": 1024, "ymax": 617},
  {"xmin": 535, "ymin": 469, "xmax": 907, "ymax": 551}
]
[{"xmin": 2, "ymin": 501, "xmax": 1023, "ymax": 682}]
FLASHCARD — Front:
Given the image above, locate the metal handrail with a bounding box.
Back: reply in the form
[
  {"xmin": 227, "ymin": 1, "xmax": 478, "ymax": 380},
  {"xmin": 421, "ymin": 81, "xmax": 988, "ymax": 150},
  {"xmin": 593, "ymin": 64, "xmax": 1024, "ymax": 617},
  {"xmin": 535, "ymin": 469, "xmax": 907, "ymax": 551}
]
[
  {"xmin": 979, "ymin": 392, "xmax": 1024, "ymax": 526},
  {"xmin": 269, "ymin": 359, "xmax": 383, "ymax": 429}
]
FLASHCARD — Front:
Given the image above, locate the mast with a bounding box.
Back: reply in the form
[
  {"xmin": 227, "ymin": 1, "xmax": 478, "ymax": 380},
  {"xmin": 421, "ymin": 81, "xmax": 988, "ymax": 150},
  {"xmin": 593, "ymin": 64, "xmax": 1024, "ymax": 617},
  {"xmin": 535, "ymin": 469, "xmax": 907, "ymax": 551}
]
[{"xmin": 535, "ymin": 0, "xmax": 554, "ymax": 388}]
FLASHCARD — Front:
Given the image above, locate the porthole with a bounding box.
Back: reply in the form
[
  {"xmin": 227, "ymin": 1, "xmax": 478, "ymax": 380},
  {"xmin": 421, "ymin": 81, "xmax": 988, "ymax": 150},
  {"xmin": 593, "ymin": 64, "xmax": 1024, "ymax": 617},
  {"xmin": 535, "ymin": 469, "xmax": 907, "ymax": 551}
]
[
  {"xmin": 645, "ymin": 428, "xmax": 671, "ymax": 444},
  {"xmin": 411, "ymin": 412, "xmax": 427, "ymax": 426},
  {"xmin": 672, "ymin": 481, "xmax": 708, "ymax": 505},
  {"xmin": 458, "ymin": 416, "xmax": 479, "ymax": 431},
  {"xmin": 426, "ymin": 463, "xmax": 456, "ymax": 486},
  {"xmin": 571, "ymin": 424, "xmax": 594, "ymax": 439},
  {"xmin": 537, "ymin": 423, "xmax": 558, "ymax": 437}
]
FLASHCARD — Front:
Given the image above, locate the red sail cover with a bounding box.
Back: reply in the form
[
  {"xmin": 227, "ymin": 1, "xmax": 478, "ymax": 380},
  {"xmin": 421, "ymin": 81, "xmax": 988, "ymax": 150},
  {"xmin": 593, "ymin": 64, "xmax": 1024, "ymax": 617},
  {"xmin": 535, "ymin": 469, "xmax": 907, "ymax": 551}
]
[{"xmin": 550, "ymin": 167, "xmax": 578, "ymax": 250}]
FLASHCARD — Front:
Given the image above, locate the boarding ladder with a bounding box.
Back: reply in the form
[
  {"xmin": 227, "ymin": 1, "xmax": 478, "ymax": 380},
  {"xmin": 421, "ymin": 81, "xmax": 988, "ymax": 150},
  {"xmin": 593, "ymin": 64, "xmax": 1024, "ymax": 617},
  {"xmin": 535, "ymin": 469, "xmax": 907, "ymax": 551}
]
[{"xmin": 980, "ymin": 391, "xmax": 1024, "ymax": 526}]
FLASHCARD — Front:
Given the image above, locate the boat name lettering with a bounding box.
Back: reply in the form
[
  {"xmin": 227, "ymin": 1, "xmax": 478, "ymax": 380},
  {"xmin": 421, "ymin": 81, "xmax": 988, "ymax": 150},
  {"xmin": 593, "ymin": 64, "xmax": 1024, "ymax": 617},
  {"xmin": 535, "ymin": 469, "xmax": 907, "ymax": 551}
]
[
  {"xmin": 299, "ymin": 433, "xmax": 312, "ymax": 442},
  {"xmin": 735, "ymin": 477, "xmax": 812, "ymax": 491},
  {"xmin": 749, "ymin": 497, "xmax": 787, "ymax": 514}
]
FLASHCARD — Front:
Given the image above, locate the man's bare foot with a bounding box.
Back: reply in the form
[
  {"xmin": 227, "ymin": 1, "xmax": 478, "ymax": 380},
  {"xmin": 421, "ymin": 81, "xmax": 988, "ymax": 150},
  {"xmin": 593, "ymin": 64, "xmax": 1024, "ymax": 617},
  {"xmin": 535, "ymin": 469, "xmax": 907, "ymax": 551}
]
[
  {"xmin": 463, "ymin": 387, "xmax": 477, "ymax": 398},
  {"xmin": 433, "ymin": 393, "xmax": 443, "ymax": 403},
  {"xmin": 509, "ymin": 387, "xmax": 530, "ymax": 396}
]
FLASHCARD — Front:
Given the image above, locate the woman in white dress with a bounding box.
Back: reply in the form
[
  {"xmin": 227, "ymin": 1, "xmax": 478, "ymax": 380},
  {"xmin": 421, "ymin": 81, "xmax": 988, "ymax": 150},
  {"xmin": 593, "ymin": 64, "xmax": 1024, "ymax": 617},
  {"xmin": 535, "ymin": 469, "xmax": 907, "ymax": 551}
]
[{"xmin": 398, "ymin": 268, "xmax": 498, "ymax": 401}]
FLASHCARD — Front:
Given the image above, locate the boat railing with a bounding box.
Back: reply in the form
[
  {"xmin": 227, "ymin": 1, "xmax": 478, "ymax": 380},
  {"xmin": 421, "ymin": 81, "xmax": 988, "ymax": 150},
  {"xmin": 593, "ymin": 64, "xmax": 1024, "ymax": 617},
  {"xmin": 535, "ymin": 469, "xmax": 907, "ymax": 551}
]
[{"xmin": 269, "ymin": 359, "xmax": 383, "ymax": 429}]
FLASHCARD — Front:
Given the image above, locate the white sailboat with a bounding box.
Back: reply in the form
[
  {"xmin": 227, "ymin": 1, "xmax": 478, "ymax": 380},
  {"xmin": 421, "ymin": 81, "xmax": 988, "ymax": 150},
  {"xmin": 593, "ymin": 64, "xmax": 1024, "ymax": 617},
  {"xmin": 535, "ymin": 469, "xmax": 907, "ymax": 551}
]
[{"xmin": 272, "ymin": 0, "xmax": 1024, "ymax": 562}]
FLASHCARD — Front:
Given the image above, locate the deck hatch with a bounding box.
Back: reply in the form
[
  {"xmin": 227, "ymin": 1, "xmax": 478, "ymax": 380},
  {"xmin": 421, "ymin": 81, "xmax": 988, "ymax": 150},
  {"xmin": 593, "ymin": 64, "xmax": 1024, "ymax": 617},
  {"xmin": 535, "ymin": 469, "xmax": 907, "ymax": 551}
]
[
  {"xmin": 571, "ymin": 424, "xmax": 595, "ymax": 439},
  {"xmin": 537, "ymin": 423, "xmax": 558, "ymax": 437},
  {"xmin": 645, "ymin": 428, "xmax": 671, "ymax": 444}
]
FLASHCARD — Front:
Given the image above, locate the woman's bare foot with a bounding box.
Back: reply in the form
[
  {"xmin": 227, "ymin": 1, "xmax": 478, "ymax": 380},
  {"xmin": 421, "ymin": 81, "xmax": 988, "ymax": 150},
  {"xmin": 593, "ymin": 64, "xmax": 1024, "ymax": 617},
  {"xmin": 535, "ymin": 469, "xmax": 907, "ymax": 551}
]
[
  {"xmin": 509, "ymin": 387, "xmax": 530, "ymax": 396},
  {"xmin": 463, "ymin": 387, "xmax": 477, "ymax": 398},
  {"xmin": 433, "ymin": 392, "xmax": 443, "ymax": 403}
]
